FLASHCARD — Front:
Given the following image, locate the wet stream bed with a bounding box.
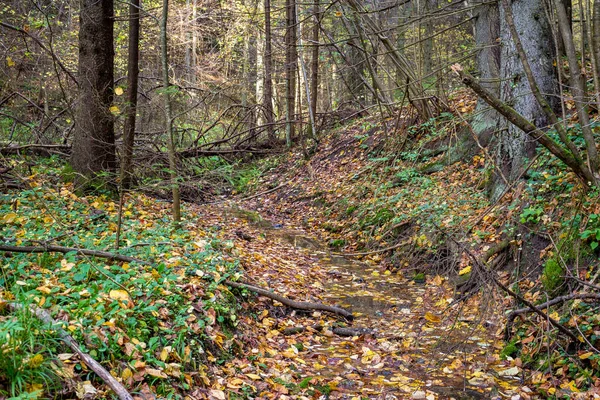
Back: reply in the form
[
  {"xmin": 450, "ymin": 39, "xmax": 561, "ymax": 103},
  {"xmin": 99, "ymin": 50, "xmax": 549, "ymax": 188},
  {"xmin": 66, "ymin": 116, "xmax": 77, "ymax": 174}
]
[{"xmin": 219, "ymin": 208, "xmax": 520, "ymax": 399}]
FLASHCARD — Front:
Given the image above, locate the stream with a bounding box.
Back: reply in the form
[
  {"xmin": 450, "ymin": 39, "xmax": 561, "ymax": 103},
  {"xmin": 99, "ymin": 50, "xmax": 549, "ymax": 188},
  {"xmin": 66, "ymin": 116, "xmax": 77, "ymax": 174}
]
[{"xmin": 224, "ymin": 207, "xmax": 515, "ymax": 399}]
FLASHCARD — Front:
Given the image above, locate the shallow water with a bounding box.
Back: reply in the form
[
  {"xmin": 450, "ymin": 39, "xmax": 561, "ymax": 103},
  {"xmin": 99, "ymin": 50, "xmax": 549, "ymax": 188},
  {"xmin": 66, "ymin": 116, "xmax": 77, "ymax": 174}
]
[{"xmin": 232, "ymin": 208, "xmax": 509, "ymax": 398}]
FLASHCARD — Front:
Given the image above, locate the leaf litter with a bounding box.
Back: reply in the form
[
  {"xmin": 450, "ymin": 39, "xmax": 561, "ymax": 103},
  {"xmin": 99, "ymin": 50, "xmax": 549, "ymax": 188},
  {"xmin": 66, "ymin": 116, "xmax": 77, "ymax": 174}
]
[{"xmin": 3, "ymin": 113, "xmax": 598, "ymax": 399}]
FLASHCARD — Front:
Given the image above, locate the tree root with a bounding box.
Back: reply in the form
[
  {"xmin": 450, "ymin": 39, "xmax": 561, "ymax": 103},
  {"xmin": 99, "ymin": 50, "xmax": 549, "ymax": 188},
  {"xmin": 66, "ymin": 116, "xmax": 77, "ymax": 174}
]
[
  {"xmin": 225, "ymin": 280, "xmax": 353, "ymax": 320},
  {"xmin": 5, "ymin": 302, "xmax": 133, "ymax": 400},
  {"xmin": 283, "ymin": 325, "xmax": 373, "ymax": 336}
]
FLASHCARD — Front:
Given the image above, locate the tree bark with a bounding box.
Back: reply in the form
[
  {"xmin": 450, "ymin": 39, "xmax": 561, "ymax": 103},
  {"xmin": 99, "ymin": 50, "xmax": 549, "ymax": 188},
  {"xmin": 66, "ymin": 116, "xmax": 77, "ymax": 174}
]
[
  {"xmin": 594, "ymin": 0, "xmax": 600, "ymax": 79},
  {"xmin": 120, "ymin": 0, "xmax": 140, "ymax": 190},
  {"xmin": 71, "ymin": 0, "xmax": 116, "ymax": 188},
  {"xmin": 160, "ymin": 0, "xmax": 181, "ymax": 223},
  {"xmin": 471, "ymin": 0, "xmax": 500, "ymax": 146},
  {"xmin": 309, "ymin": 0, "xmax": 320, "ymax": 136},
  {"xmin": 493, "ymin": 0, "xmax": 557, "ymax": 199},
  {"xmin": 285, "ymin": 0, "xmax": 298, "ymax": 147},
  {"xmin": 264, "ymin": 0, "xmax": 275, "ymax": 141},
  {"xmin": 555, "ymin": 0, "xmax": 599, "ymax": 174}
]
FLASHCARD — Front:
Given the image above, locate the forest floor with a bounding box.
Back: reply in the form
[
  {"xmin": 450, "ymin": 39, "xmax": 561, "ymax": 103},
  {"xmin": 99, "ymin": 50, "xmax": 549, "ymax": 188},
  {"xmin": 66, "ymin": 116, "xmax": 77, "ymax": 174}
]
[{"xmin": 2, "ymin": 100, "xmax": 600, "ymax": 399}]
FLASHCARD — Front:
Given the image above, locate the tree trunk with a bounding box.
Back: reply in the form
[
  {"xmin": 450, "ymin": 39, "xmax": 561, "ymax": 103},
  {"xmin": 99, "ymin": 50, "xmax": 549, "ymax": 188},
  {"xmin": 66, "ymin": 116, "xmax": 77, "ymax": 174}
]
[
  {"xmin": 71, "ymin": 0, "xmax": 115, "ymax": 188},
  {"xmin": 120, "ymin": 0, "xmax": 140, "ymax": 190},
  {"xmin": 285, "ymin": 0, "xmax": 298, "ymax": 147},
  {"xmin": 264, "ymin": 0, "xmax": 275, "ymax": 141},
  {"xmin": 492, "ymin": 0, "xmax": 557, "ymax": 199},
  {"xmin": 160, "ymin": 0, "xmax": 181, "ymax": 224},
  {"xmin": 592, "ymin": 0, "xmax": 600, "ymax": 109},
  {"xmin": 471, "ymin": 0, "xmax": 501, "ymax": 147},
  {"xmin": 309, "ymin": 0, "xmax": 320, "ymax": 135},
  {"xmin": 421, "ymin": 0, "xmax": 435, "ymax": 80},
  {"xmin": 555, "ymin": 0, "xmax": 598, "ymax": 174}
]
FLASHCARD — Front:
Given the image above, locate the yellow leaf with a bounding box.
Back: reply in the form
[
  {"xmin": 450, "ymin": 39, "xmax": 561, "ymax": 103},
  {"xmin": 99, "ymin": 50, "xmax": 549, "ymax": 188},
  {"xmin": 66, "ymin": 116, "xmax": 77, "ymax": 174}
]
[
  {"xmin": 36, "ymin": 285, "xmax": 52, "ymax": 294},
  {"xmin": 2, "ymin": 212, "xmax": 18, "ymax": 223},
  {"xmin": 209, "ymin": 390, "xmax": 226, "ymax": 400},
  {"xmin": 115, "ymin": 87, "xmax": 124, "ymax": 96},
  {"xmin": 458, "ymin": 265, "xmax": 471, "ymax": 276},
  {"xmin": 424, "ymin": 312, "xmax": 441, "ymax": 323},
  {"xmin": 579, "ymin": 352, "xmax": 594, "ymax": 359},
  {"xmin": 109, "ymin": 289, "xmax": 130, "ymax": 302},
  {"xmin": 159, "ymin": 347, "xmax": 170, "ymax": 362},
  {"xmin": 6, "ymin": 56, "xmax": 15, "ymax": 67},
  {"xmin": 109, "ymin": 105, "xmax": 120, "ymax": 113},
  {"xmin": 246, "ymin": 373, "xmax": 261, "ymax": 380},
  {"xmin": 25, "ymin": 383, "xmax": 43, "ymax": 397},
  {"xmin": 227, "ymin": 378, "xmax": 244, "ymax": 389},
  {"xmin": 121, "ymin": 367, "xmax": 133, "ymax": 380},
  {"xmin": 61, "ymin": 258, "xmax": 75, "ymax": 271},
  {"xmin": 145, "ymin": 368, "xmax": 168, "ymax": 378},
  {"xmin": 28, "ymin": 354, "xmax": 44, "ymax": 368}
]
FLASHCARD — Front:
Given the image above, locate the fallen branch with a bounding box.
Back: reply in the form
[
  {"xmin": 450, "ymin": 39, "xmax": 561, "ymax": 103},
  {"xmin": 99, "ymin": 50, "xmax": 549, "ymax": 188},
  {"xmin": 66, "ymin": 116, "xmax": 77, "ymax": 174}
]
[
  {"xmin": 6, "ymin": 302, "xmax": 133, "ymax": 400},
  {"xmin": 0, "ymin": 143, "xmax": 72, "ymax": 155},
  {"xmin": 0, "ymin": 243, "xmax": 145, "ymax": 264},
  {"xmin": 283, "ymin": 325, "xmax": 373, "ymax": 336},
  {"xmin": 225, "ymin": 280, "xmax": 354, "ymax": 320},
  {"xmin": 332, "ymin": 239, "xmax": 410, "ymax": 257},
  {"xmin": 505, "ymin": 293, "xmax": 600, "ymax": 340},
  {"xmin": 0, "ymin": 242, "xmax": 352, "ymax": 320}
]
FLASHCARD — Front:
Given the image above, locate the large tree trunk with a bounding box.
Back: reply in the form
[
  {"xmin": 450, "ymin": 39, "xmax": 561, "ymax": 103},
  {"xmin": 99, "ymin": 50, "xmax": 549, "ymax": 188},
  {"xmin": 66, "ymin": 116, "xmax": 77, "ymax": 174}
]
[
  {"xmin": 160, "ymin": 0, "xmax": 181, "ymax": 224},
  {"xmin": 309, "ymin": 0, "xmax": 320, "ymax": 135},
  {"xmin": 285, "ymin": 0, "xmax": 298, "ymax": 147},
  {"xmin": 471, "ymin": 0, "xmax": 500, "ymax": 146},
  {"xmin": 421, "ymin": 0, "xmax": 435, "ymax": 80},
  {"xmin": 492, "ymin": 0, "xmax": 557, "ymax": 200},
  {"xmin": 264, "ymin": 0, "xmax": 275, "ymax": 141},
  {"xmin": 592, "ymin": 0, "xmax": 600, "ymax": 108},
  {"xmin": 120, "ymin": 0, "xmax": 140, "ymax": 189},
  {"xmin": 71, "ymin": 0, "xmax": 115, "ymax": 188},
  {"xmin": 555, "ymin": 0, "xmax": 598, "ymax": 173}
]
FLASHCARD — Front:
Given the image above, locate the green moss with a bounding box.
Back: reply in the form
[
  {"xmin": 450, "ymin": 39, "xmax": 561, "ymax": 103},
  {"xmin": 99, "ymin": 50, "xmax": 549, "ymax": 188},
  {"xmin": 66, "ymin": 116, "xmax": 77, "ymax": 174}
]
[
  {"xmin": 541, "ymin": 259, "xmax": 565, "ymax": 295},
  {"xmin": 328, "ymin": 239, "xmax": 346, "ymax": 249},
  {"xmin": 500, "ymin": 341, "xmax": 519, "ymax": 359},
  {"xmin": 413, "ymin": 273, "xmax": 425, "ymax": 283},
  {"xmin": 60, "ymin": 163, "xmax": 75, "ymax": 183}
]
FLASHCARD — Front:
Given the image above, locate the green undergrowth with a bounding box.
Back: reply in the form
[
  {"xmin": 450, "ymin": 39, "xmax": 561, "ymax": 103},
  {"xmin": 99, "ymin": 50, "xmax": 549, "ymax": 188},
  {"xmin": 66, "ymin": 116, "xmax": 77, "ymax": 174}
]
[{"xmin": 0, "ymin": 159, "xmax": 245, "ymax": 398}]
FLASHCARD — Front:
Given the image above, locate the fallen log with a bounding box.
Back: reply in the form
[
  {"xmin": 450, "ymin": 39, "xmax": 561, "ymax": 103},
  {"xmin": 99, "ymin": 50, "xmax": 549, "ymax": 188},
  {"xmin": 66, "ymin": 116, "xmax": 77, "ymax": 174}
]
[
  {"xmin": 0, "ymin": 243, "xmax": 145, "ymax": 264},
  {"xmin": 0, "ymin": 143, "xmax": 72, "ymax": 155},
  {"xmin": 225, "ymin": 280, "xmax": 354, "ymax": 320},
  {"xmin": 6, "ymin": 302, "xmax": 133, "ymax": 400}
]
